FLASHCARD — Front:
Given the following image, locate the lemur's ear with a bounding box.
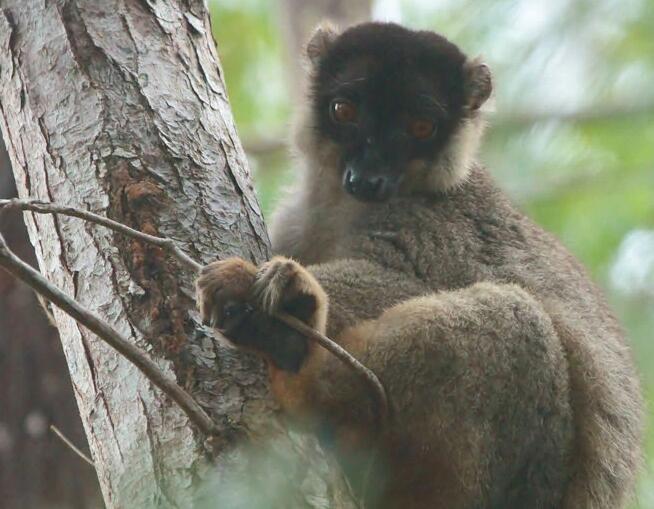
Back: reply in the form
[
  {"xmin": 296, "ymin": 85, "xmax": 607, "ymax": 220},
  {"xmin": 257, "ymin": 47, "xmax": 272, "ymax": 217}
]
[
  {"xmin": 463, "ymin": 57, "xmax": 492, "ymax": 111},
  {"xmin": 306, "ymin": 21, "xmax": 339, "ymax": 67}
]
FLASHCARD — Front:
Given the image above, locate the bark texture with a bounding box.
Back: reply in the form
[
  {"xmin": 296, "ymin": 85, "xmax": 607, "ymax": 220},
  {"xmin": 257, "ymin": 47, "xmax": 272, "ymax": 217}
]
[
  {"xmin": 0, "ymin": 139, "xmax": 101, "ymax": 508},
  {"xmin": 0, "ymin": 1, "xmax": 355, "ymax": 507}
]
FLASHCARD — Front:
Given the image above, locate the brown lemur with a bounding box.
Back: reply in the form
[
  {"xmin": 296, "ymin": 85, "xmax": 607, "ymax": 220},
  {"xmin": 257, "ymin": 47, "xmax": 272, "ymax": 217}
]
[{"xmin": 197, "ymin": 22, "xmax": 643, "ymax": 508}]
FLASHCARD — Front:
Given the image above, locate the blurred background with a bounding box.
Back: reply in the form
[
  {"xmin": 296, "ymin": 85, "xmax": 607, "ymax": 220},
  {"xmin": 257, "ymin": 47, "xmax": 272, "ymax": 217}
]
[{"xmin": 0, "ymin": 0, "xmax": 652, "ymax": 507}]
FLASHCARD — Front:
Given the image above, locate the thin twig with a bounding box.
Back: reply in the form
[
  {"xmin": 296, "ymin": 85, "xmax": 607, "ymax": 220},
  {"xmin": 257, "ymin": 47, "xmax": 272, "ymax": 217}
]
[
  {"xmin": 0, "ymin": 199, "xmax": 199, "ymax": 270},
  {"xmin": 276, "ymin": 314, "xmax": 388, "ymax": 424},
  {"xmin": 50, "ymin": 424, "xmax": 95, "ymax": 467},
  {"xmin": 1, "ymin": 198, "xmax": 390, "ymax": 425},
  {"xmin": 241, "ymin": 102, "xmax": 654, "ymax": 158},
  {"xmin": 0, "ymin": 231, "xmax": 218, "ymax": 436}
]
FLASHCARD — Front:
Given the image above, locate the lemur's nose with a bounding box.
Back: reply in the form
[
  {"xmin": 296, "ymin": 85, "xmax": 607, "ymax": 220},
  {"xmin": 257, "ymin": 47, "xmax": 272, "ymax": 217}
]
[
  {"xmin": 343, "ymin": 168, "xmax": 361, "ymax": 194},
  {"xmin": 343, "ymin": 169, "xmax": 392, "ymax": 202}
]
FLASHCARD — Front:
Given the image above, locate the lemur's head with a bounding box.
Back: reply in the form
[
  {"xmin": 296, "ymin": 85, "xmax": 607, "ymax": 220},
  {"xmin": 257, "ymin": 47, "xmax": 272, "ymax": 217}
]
[{"xmin": 298, "ymin": 22, "xmax": 492, "ymax": 202}]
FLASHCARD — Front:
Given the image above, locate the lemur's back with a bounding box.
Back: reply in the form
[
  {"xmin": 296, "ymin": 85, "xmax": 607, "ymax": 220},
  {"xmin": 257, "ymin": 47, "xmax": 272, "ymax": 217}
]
[
  {"xmin": 201, "ymin": 19, "xmax": 643, "ymax": 506},
  {"xmin": 285, "ymin": 166, "xmax": 643, "ymax": 507}
]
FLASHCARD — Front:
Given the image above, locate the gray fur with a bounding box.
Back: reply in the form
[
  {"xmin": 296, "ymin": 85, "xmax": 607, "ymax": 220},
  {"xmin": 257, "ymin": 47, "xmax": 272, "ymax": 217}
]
[
  {"xmin": 266, "ymin": 60, "xmax": 643, "ymax": 509},
  {"xmin": 200, "ymin": 24, "xmax": 644, "ymax": 509}
]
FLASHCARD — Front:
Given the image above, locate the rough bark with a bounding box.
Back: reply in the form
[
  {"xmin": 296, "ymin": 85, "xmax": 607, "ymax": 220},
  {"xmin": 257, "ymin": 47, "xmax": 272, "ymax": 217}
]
[
  {"xmin": 0, "ymin": 1, "xmax": 355, "ymax": 507},
  {"xmin": 0, "ymin": 139, "xmax": 102, "ymax": 508}
]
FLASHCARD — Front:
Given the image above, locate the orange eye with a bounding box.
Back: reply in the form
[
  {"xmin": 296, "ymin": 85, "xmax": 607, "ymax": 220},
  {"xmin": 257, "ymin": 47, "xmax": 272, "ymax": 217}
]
[
  {"xmin": 331, "ymin": 100, "xmax": 357, "ymax": 123},
  {"xmin": 408, "ymin": 118, "xmax": 435, "ymax": 140}
]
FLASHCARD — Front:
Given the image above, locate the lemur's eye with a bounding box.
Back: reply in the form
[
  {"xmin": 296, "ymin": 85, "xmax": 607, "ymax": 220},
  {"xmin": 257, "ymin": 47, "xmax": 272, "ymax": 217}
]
[
  {"xmin": 330, "ymin": 99, "xmax": 358, "ymax": 124},
  {"xmin": 408, "ymin": 118, "xmax": 435, "ymax": 140}
]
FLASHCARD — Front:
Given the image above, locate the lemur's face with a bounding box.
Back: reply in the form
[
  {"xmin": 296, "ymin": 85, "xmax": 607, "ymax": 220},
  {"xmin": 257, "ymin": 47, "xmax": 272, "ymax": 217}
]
[{"xmin": 310, "ymin": 23, "xmax": 489, "ymax": 202}]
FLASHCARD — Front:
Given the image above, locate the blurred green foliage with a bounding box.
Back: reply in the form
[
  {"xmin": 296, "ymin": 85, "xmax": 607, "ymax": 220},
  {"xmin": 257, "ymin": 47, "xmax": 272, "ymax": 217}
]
[
  {"xmin": 209, "ymin": 0, "xmax": 654, "ymax": 505},
  {"xmin": 209, "ymin": 0, "xmax": 290, "ymax": 140}
]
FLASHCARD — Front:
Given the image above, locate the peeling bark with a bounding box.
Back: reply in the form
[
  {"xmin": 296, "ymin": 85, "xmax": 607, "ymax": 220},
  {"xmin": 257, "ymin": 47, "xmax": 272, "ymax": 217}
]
[
  {"xmin": 0, "ymin": 1, "xmax": 355, "ymax": 507},
  {"xmin": 0, "ymin": 139, "xmax": 101, "ymax": 509}
]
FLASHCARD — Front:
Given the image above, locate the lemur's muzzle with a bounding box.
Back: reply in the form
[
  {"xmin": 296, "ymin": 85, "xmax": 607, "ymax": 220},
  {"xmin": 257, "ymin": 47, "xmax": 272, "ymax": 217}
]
[{"xmin": 343, "ymin": 166, "xmax": 399, "ymax": 202}]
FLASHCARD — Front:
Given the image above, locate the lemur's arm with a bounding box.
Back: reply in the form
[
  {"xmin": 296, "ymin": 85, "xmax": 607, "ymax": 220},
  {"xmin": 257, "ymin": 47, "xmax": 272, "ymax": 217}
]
[
  {"xmin": 196, "ymin": 256, "xmax": 574, "ymax": 507},
  {"xmin": 196, "ymin": 256, "xmax": 425, "ymax": 422}
]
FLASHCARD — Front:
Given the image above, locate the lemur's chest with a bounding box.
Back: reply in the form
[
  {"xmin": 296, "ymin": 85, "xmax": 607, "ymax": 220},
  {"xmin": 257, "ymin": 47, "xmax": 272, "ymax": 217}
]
[
  {"xmin": 325, "ymin": 202, "xmax": 499, "ymax": 290},
  {"xmin": 285, "ymin": 193, "xmax": 514, "ymax": 293}
]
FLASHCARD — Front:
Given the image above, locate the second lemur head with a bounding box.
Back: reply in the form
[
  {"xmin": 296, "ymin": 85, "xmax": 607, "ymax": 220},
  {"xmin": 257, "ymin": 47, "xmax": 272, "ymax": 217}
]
[{"xmin": 296, "ymin": 22, "xmax": 492, "ymax": 203}]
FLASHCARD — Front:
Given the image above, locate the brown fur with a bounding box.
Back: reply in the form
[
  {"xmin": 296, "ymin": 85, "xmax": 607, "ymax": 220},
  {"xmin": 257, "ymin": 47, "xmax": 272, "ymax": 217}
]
[{"xmin": 197, "ymin": 23, "xmax": 643, "ymax": 509}]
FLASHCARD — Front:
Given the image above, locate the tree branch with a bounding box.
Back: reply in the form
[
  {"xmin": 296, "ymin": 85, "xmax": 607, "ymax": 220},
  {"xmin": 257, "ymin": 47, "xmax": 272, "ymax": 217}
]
[
  {"xmin": 50, "ymin": 424, "xmax": 95, "ymax": 467},
  {"xmin": 276, "ymin": 313, "xmax": 389, "ymax": 423},
  {"xmin": 244, "ymin": 102, "xmax": 654, "ymax": 158},
  {"xmin": 492, "ymin": 102, "xmax": 654, "ymax": 129},
  {"xmin": 0, "ymin": 198, "xmax": 389, "ymax": 425},
  {"xmin": 243, "ymin": 136, "xmax": 286, "ymax": 157},
  {"xmin": 0, "ymin": 199, "xmax": 199, "ymax": 269},
  {"xmin": 0, "ymin": 229, "xmax": 219, "ymax": 437}
]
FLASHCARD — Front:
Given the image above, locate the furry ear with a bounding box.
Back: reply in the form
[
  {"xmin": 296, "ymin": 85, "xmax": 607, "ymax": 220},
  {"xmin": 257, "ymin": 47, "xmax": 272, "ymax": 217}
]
[
  {"xmin": 306, "ymin": 21, "xmax": 339, "ymax": 66},
  {"xmin": 463, "ymin": 58, "xmax": 492, "ymax": 111}
]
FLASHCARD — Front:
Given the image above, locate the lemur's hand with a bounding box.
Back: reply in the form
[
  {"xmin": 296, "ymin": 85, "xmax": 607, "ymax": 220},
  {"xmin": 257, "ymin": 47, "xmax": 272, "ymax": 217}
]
[
  {"xmin": 196, "ymin": 256, "xmax": 328, "ymax": 371},
  {"xmin": 196, "ymin": 257, "xmax": 257, "ymax": 336}
]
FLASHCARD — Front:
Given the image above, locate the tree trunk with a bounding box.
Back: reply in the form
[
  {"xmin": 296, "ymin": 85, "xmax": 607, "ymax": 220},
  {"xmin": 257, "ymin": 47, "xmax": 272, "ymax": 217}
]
[
  {"xmin": 0, "ymin": 139, "xmax": 102, "ymax": 508},
  {"xmin": 0, "ymin": 1, "xmax": 355, "ymax": 507},
  {"xmin": 278, "ymin": 0, "xmax": 371, "ymax": 95}
]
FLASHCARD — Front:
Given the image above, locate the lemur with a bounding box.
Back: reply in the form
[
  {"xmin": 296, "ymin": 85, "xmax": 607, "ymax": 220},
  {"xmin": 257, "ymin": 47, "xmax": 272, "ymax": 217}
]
[{"xmin": 197, "ymin": 22, "xmax": 643, "ymax": 509}]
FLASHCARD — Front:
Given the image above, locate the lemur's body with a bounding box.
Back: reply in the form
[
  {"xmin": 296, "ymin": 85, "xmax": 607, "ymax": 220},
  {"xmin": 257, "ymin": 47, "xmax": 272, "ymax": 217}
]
[{"xmin": 197, "ymin": 23, "xmax": 642, "ymax": 508}]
